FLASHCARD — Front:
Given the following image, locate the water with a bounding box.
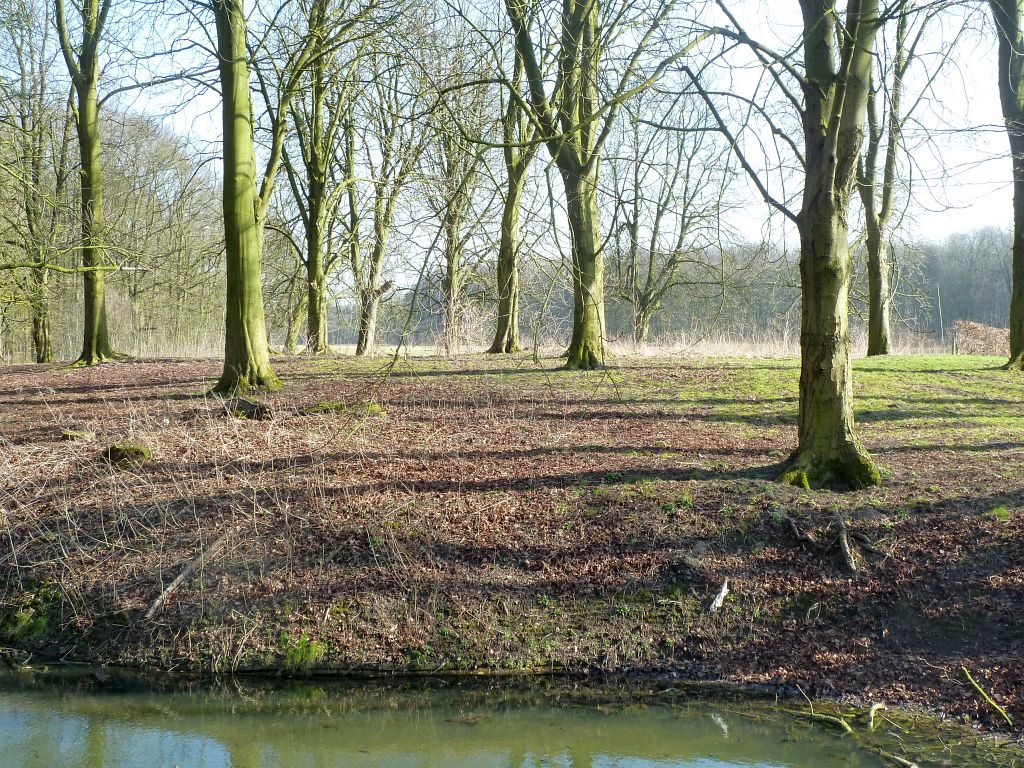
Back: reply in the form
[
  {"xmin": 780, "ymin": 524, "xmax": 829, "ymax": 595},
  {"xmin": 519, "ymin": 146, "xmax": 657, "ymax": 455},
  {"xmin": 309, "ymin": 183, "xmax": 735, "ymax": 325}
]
[{"xmin": 0, "ymin": 672, "xmax": 1007, "ymax": 768}]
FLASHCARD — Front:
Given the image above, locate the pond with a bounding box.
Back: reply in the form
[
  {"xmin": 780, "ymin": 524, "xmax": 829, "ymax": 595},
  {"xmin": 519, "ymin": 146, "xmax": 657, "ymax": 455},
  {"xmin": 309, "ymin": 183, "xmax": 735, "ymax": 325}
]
[{"xmin": 0, "ymin": 671, "xmax": 1016, "ymax": 767}]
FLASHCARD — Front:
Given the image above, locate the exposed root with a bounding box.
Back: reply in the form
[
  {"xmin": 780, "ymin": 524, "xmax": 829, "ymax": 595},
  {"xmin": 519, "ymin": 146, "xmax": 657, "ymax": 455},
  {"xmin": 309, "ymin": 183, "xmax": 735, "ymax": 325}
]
[
  {"xmin": 784, "ymin": 515, "xmax": 888, "ymax": 575},
  {"xmin": 835, "ymin": 515, "xmax": 858, "ymax": 574},
  {"xmin": 850, "ymin": 531, "xmax": 886, "ymax": 557},
  {"xmin": 786, "ymin": 516, "xmax": 819, "ymax": 546}
]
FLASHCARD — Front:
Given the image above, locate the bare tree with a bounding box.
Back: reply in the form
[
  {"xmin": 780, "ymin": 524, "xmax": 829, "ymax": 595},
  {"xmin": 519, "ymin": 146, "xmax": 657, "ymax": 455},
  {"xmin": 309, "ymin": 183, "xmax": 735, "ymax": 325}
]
[
  {"xmin": 606, "ymin": 91, "xmax": 731, "ymax": 345},
  {"xmin": 55, "ymin": 0, "xmax": 122, "ymax": 364},
  {"xmin": 0, "ymin": 0, "xmax": 75, "ymax": 362},
  {"xmin": 856, "ymin": 0, "xmax": 956, "ymax": 356},
  {"xmin": 696, "ymin": 1, "xmax": 883, "ymax": 488},
  {"xmin": 488, "ymin": 19, "xmax": 539, "ymax": 354},
  {"xmin": 504, "ymin": 0, "xmax": 706, "ymax": 369},
  {"xmin": 349, "ymin": 47, "xmax": 427, "ymax": 355}
]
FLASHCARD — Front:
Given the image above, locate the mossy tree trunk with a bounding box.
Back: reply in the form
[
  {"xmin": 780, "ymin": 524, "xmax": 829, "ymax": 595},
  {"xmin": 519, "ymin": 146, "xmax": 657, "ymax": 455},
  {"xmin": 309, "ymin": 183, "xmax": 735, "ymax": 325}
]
[
  {"xmin": 506, "ymin": 0, "xmax": 699, "ymax": 369},
  {"xmin": 356, "ymin": 289, "xmax": 379, "ymax": 355},
  {"xmin": 562, "ymin": 164, "xmax": 606, "ymax": 369},
  {"xmin": 507, "ymin": 0, "xmax": 609, "ymax": 369},
  {"xmin": 302, "ymin": 16, "xmax": 331, "ymax": 356},
  {"xmin": 787, "ymin": 0, "xmax": 882, "ymax": 489},
  {"xmin": 284, "ymin": 268, "xmax": 307, "ymax": 354},
  {"xmin": 56, "ymin": 0, "xmax": 118, "ymax": 365},
  {"xmin": 31, "ymin": 269, "xmax": 52, "ymax": 363},
  {"xmin": 633, "ymin": 303, "xmax": 654, "ymax": 346},
  {"xmin": 75, "ymin": 78, "xmax": 117, "ymax": 365},
  {"xmin": 304, "ymin": 205, "xmax": 329, "ymax": 354},
  {"xmin": 489, "ymin": 167, "xmax": 527, "ymax": 353},
  {"xmin": 991, "ymin": 0, "xmax": 1024, "ymax": 369},
  {"xmin": 211, "ymin": 0, "xmax": 279, "ymax": 393}
]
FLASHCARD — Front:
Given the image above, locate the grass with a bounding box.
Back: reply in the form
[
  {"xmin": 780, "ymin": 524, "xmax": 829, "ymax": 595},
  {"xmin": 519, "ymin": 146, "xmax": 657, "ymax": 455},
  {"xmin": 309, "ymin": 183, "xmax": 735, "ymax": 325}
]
[{"xmin": 0, "ymin": 352, "xmax": 1022, "ymax": 731}]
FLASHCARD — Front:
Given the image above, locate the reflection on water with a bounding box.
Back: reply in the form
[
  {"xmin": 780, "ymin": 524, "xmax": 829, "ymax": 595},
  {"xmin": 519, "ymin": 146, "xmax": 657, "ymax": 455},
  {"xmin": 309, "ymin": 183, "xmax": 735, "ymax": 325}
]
[{"xmin": 0, "ymin": 674, "xmax": 883, "ymax": 768}]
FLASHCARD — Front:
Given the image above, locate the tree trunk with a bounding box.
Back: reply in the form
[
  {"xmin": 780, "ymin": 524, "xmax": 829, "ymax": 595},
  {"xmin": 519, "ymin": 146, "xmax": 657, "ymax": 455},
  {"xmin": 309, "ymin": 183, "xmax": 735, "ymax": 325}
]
[
  {"xmin": 211, "ymin": 0, "xmax": 280, "ymax": 393},
  {"xmin": 74, "ymin": 77, "xmax": 117, "ymax": 365},
  {"xmin": 864, "ymin": 219, "xmax": 892, "ymax": 356},
  {"xmin": 285, "ymin": 289, "xmax": 307, "ymax": 354},
  {"xmin": 1010, "ymin": 132, "xmax": 1024, "ymax": 368},
  {"xmin": 562, "ymin": 166, "xmax": 606, "ymax": 370},
  {"xmin": 303, "ymin": 93, "xmax": 330, "ymax": 355},
  {"xmin": 633, "ymin": 302, "xmax": 653, "ymax": 347},
  {"xmin": 356, "ymin": 290, "xmax": 379, "ymax": 356},
  {"xmin": 32, "ymin": 268, "xmax": 52, "ymax": 363},
  {"xmin": 305, "ymin": 217, "xmax": 329, "ymax": 354},
  {"xmin": 441, "ymin": 216, "xmax": 461, "ymax": 356},
  {"xmin": 790, "ymin": 206, "xmax": 880, "ymax": 489},
  {"xmin": 786, "ymin": 0, "xmax": 881, "ymax": 489},
  {"xmin": 991, "ymin": 0, "xmax": 1024, "ymax": 369},
  {"xmin": 489, "ymin": 168, "xmax": 526, "ymax": 354}
]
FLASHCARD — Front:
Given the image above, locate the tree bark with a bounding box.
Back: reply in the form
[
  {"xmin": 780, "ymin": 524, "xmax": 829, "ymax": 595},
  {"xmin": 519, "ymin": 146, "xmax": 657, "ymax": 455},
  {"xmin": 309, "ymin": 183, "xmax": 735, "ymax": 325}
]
[
  {"xmin": 991, "ymin": 0, "xmax": 1024, "ymax": 369},
  {"xmin": 633, "ymin": 302, "xmax": 653, "ymax": 347},
  {"xmin": 441, "ymin": 212, "xmax": 463, "ymax": 356},
  {"xmin": 488, "ymin": 165, "xmax": 527, "ymax": 354},
  {"xmin": 857, "ymin": 4, "xmax": 911, "ymax": 358},
  {"xmin": 285, "ymin": 287, "xmax": 307, "ymax": 354},
  {"xmin": 354, "ymin": 210, "xmax": 389, "ymax": 356},
  {"xmin": 786, "ymin": 0, "xmax": 881, "ymax": 489},
  {"xmin": 356, "ymin": 289, "xmax": 379, "ymax": 356},
  {"xmin": 792, "ymin": 204, "xmax": 880, "ymax": 489},
  {"xmin": 211, "ymin": 0, "xmax": 280, "ymax": 393},
  {"xmin": 305, "ymin": 215, "xmax": 329, "ymax": 354},
  {"xmin": 562, "ymin": 166, "xmax": 606, "ymax": 370},
  {"xmin": 864, "ymin": 217, "xmax": 892, "ymax": 356},
  {"xmin": 74, "ymin": 74, "xmax": 117, "ymax": 365},
  {"xmin": 31, "ymin": 268, "xmax": 52, "ymax": 363}
]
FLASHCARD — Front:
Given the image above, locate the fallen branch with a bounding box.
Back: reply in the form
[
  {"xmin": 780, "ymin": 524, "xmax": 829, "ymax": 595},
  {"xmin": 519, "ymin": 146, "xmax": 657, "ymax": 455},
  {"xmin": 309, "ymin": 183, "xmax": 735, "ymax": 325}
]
[
  {"xmin": 792, "ymin": 685, "xmax": 853, "ymax": 734},
  {"xmin": 144, "ymin": 529, "xmax": 234, "ymax": 620},
  {"xmin": 868, "ymin": 702, "xmax": 887, "ymax": 732},
  {"xmin": 962, "ymin": 666, "xmax": 1013, "ymax": 727}
]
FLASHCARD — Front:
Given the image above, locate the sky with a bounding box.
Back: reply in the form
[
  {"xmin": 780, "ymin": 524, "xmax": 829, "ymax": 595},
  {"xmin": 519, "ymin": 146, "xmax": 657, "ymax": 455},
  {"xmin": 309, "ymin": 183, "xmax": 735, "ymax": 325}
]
[
  {"xmin": 136, "ymin": 0, "xmax": 1015, "ymax": 248},
  {"xmin": 720, "ymin": 0, "xmax": 1012, "ymax": 245}
]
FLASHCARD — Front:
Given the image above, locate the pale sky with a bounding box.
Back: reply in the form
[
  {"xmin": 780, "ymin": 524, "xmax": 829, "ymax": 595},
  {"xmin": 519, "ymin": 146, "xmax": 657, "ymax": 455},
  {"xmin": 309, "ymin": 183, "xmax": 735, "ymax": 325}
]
[
  {"xmin": 138, "ymin": 1, "xmax": 1015, "ymax": 249},
  {"xmin": 721, "ymin": 1, "xmax": 1012, "ymax": 245}
]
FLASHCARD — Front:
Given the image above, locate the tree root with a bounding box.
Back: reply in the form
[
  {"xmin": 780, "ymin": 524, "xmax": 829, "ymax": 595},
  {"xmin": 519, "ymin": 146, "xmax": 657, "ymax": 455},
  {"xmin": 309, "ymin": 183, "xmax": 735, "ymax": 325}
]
[
  {"xmin": 835, "ymin": 515, "xmax": 858, "ymax": 573},
  {"xmin": 786, "ymin": 516, "xmax": 818, "ymax": 546},
  {"xmin": 784, "ymin": 515, "xmax": 888, "ymax": 575}
]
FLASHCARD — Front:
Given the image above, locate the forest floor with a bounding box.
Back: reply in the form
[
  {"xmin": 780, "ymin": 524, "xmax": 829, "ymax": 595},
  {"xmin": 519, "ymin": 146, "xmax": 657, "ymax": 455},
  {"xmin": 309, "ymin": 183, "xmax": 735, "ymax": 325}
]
[{"xmin": 1, "ymin": 353, "xmax": 1022, "ymax": 737}]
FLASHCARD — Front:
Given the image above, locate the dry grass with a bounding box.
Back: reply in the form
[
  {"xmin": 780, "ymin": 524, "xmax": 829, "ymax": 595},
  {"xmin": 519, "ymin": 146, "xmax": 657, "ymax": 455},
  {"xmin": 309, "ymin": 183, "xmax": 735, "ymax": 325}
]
[{"xmin": 0, "ymin": 353, "xmax": 1021, "ymax": 734}]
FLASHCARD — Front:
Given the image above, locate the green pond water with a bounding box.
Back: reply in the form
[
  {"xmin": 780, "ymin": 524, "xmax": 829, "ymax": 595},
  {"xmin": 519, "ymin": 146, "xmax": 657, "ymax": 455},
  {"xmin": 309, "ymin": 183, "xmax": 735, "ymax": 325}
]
[{"xmin": 0, "ymin": 673, "xmax": 1016, "ymax": 768}]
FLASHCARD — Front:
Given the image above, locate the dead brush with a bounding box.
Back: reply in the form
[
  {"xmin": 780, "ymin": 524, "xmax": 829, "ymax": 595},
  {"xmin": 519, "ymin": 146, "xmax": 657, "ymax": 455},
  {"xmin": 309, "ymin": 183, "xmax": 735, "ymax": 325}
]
[
  {"xmin": 0, "ymin": 388, "xmax": 381, "ymax": 669},
  {"xmin": 951, "ymin": 320, "xmax": 1010, "ymax": 357}
]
